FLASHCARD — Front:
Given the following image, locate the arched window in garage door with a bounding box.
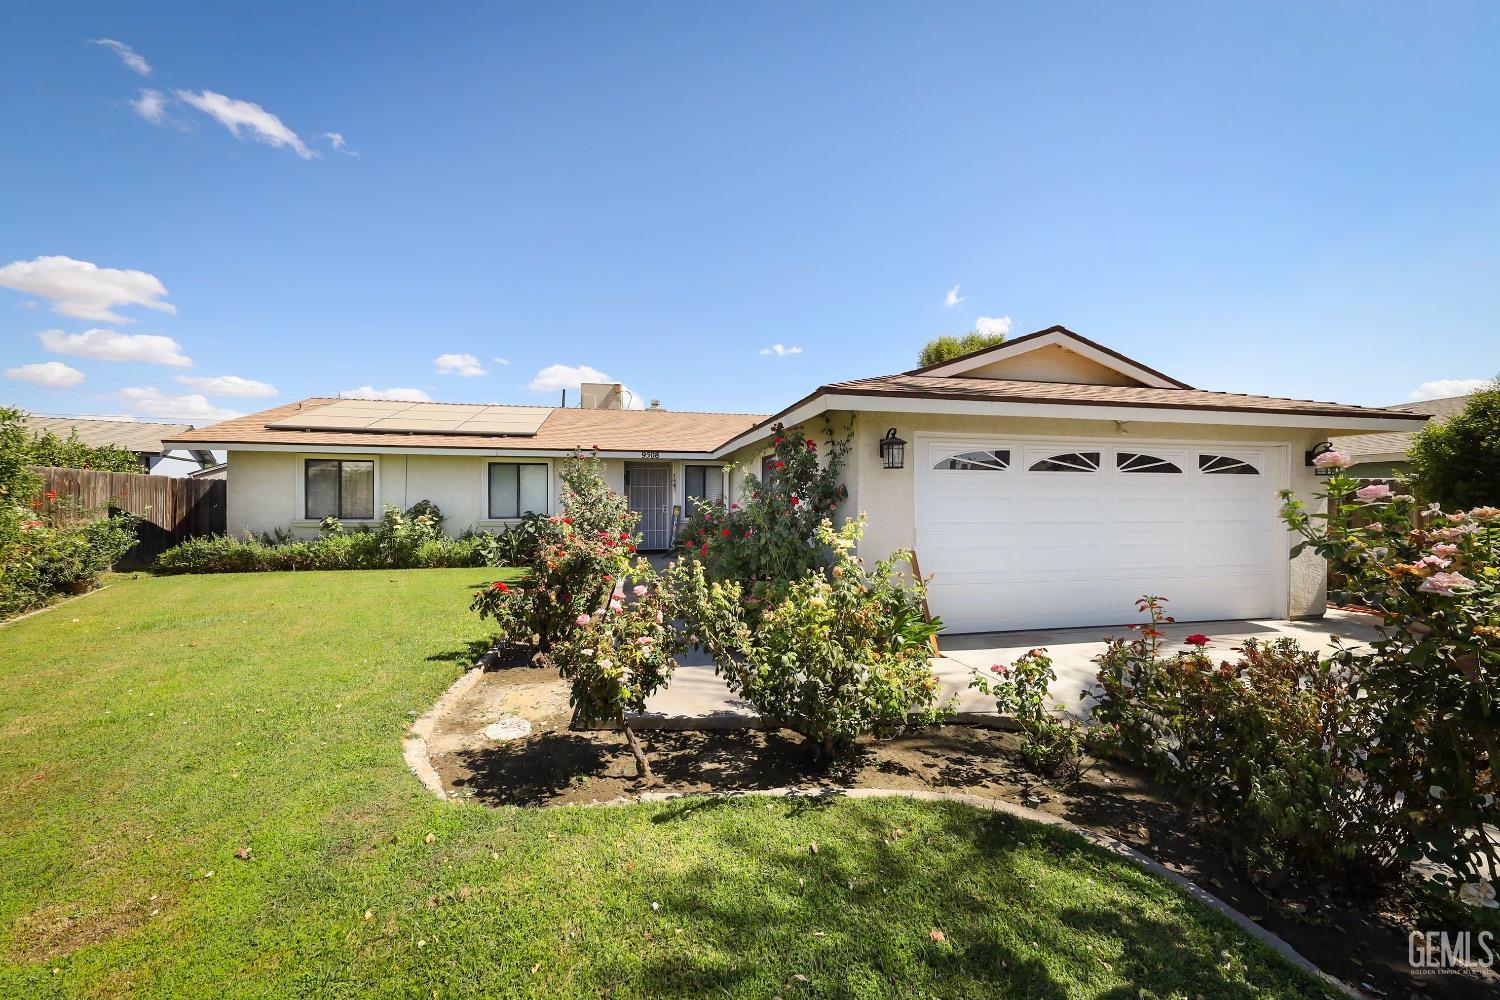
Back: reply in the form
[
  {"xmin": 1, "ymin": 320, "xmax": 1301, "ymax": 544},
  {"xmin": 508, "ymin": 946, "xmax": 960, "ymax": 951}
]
[
  {"xmin": 1028, "ymin": 451, "xmax": 1100, "ymax": 473},
  {"xmin": 935, "ymin": 449, "xmax": 1011, "ymax": 471},
  {"xmin": 1116, "ymin": 452, "xmax": 1182, "ymax": 474},
  {"xmin": 1198, "ymin": 454, "xmax": 1260, "ymax": 475}
]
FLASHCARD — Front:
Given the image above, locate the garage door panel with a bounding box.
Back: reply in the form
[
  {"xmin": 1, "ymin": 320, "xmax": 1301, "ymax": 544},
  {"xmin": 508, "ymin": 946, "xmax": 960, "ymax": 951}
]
[{"xmin": 916, "ymin": 439, "xmax": 1279, "ymax": 633}]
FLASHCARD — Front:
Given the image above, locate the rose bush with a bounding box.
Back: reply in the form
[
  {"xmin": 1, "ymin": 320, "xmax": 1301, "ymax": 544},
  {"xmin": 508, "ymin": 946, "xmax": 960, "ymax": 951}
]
[
  {"xmin": 471, "ymin": 451, "xmax": 638, "ymax": 655},
  {"xmin": 1091, "ymin": 597, "xmax": 1396, "ymax": 889},
  {"xmin": 675, "ymin": 419, "xmax": 851, "ymax": 596},
  {"xmin": 971, "ymin": 648, "xmax": 1087, "ymax": 782},
  {"xmin": 539, "ymin": 564, "xmax": 685, "ymax": 778},
  {"xmin": 1282, "ymin": 468, "xmax": 1498, "ymax": 895},
  {"xmin": 671, "ymin": 517, "xmax": 947, "ymax": 762}
]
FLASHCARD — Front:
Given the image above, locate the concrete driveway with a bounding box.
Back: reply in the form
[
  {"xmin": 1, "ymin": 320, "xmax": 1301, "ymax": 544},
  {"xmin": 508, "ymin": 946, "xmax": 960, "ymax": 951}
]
[{"xmin": 635, "ymin": 609, "xmax": 1380, "ymax": 729}]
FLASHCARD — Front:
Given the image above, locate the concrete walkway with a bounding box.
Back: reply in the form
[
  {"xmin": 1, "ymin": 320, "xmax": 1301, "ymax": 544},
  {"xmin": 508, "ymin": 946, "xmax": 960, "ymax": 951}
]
[{"xmin": 635, "ymin": 609, "xmax": 1380, "ymax": 729}]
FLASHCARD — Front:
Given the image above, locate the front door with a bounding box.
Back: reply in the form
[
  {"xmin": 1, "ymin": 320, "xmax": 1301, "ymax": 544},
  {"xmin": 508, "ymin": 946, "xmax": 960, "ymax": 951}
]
[{"xmin": 626, "ymin": 464, "xmax": 672, "ymax": 551}]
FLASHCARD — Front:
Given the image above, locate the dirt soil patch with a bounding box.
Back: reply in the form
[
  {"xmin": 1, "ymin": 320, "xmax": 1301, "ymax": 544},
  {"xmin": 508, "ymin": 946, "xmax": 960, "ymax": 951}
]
[{"xmin": 430, "ymin": 662, "xmax": 1494, "ymax": 1000}]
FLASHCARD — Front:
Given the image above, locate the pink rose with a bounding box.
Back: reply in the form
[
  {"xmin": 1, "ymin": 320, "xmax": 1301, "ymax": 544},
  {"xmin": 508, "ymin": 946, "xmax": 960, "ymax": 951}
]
[
  {"xmin": 609, "ymin": 599, "xmax": 623, "ymax": 612},
  {"xmin": 575, "ymin": 613, "xmax": 591, "ymax": 626},
  {"xmin": 1419, "ymin": 571, "xmax": 1476, "ymax": 596},
  {"xmin": 632, "ymin": 584, "xmax": 647, "ymax": 597},
  {"xmin": 1355, "ymin": 483, "xmax": 1393, "ymax": 501},
  {"xmin": 1312, "ymin": 449, "xmax": 1354, "ymax": 470},
  {"xmin": 1431, "ymin": 543, "xmax": 1459, "ymax": 557},
  {"xmin": 1418, "ymin": 554, "xmax": 1452, "ymax": 569}
]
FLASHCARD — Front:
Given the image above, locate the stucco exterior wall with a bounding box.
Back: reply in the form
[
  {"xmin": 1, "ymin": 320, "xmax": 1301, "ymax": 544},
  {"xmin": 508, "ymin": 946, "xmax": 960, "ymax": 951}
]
[
  {"xmin": 833, "ymin": 411, "xmax": 1330, "ymax": 619},
  {"xmin": 224, "ymin": 450, "xmax": 626, "ymax": 540}
]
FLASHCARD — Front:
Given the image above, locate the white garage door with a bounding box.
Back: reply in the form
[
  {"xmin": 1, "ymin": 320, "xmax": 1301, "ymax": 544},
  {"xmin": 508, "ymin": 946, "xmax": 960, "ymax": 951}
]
[{"xmin": 914, "ymin": 438, "xmax": 1282, "ymax": 633}]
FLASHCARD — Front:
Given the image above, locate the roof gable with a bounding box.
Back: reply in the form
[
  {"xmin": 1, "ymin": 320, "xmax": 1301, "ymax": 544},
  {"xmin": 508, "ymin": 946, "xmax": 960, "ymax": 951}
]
[{"xmin": 907, "ymin": 325, "xmax": 1192, "ymax": 389}]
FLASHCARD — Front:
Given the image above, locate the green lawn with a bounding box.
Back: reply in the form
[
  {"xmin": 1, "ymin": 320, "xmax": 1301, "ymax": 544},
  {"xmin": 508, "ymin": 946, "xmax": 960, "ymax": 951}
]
[{"xmin": 0, "ymin": 569, "xmax": 1334, "ymax": 998}]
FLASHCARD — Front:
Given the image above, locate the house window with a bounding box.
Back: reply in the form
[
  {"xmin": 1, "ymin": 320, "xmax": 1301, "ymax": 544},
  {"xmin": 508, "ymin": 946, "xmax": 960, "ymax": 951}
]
[
  {"xmin": 1117, "ymin": 452, "xmax": 1182, "ymax": 474},
  {"xmin": 488, "ymin": 462, "xmax": 548, "ymax": 519},
  {"xmin": 683, "ymin": 465, "xmax": 724, "ymax": 518},
  {"xmin": 1199, "ymin": 454, "xmax": 1259, "ymax": 475},
  {"xmin": 936, "ymin": 449, "xmax": 1011, "ymax": 471},
  {"xmin": 1028, "ymin": 451, "xmax": 1101, "ymax": 473},
  {"xmin": 305, "ymin": 459, "xmax": 375, "ymax": 519}
]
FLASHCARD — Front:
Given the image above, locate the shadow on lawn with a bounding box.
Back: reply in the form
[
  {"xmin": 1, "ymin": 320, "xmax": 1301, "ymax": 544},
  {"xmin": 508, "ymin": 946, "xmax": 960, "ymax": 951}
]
[{"xmin": 633, "ymin": 805, "xmax": 1307, "ymax": 999}]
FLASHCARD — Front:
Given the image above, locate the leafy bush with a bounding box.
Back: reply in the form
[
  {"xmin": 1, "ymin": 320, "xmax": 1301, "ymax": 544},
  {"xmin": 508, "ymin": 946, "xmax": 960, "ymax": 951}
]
[
  {"xmin": 971, "ymin": 649, "xmax": 1087, "ymax": 782},
  {"xmin": 539, "ymin": 564, "xmax": 686, "ymax": 778},
  {"xmin": 0, "ymin": 408, "xmax": 137, "ymax": 617},
  {"xmin": 157, "ymin": 500, "xmax": 492, "ymax": 573},
  {"xmin": 674, "ymin": 419, "xmax": 851, "ymax": 596},
  {"xmin": 1091, "ymin": 597, "xmax": 1395, "ymax": 889},
  {"xmin": 462, "ymin": 513, "xmax": 548, "ymax": 567},
  {"xmin": 1407, "ymin": 378, "xmax": 1500, "ymax": 509},
  {"xmin": 672, "ymin": 517, "xmax": 948, "ymax": 762},
  {"xmin": 917, "ymin": 329, "xmax": 1007, "ymax": 367},
  {"xmin": 470, "ymin": 453, "xmax": 639, "ymax": 655},
  {"xmin": 1282, "ymin": 469, "xmax": 1499, "ymax": 897}
]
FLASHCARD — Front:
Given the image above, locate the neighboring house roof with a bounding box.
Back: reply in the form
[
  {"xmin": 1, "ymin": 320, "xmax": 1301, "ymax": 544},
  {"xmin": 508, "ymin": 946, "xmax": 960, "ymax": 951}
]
[
  {"xmin": 22, "ymin": 413, "xmax": 193, "ymax": 455},
  {"xmin": 1335, "ymin": 394, "xmax": 1473, "ymax": 464},
  {"xmin": 164, "ymin": 398, "xmax": 769, "ymax": 456}
]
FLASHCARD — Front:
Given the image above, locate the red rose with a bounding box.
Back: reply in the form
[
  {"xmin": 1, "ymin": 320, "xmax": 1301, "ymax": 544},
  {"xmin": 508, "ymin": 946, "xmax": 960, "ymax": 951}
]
[
  {"xmin": 602, "ymin": 575, "xmax": 613, "ymax": 583},
  {"xmin": 774, "ymin": 460, "xmax": 785, "ymax": 469},
  {"xmin": 721, "ymin": 528, "xmax": 730, "ymax": 536},
  {"xmin": 805, "ymin": 439, "xmax": 815, "ymax": 449},
  {"xmin": 789, "ymin": 496, "xmax": 799, "ymax": 505},
  {"xmin": 1184, "ymin": 633, "xmax": 1210, "ymax": 647},
  {"xmin": 45, "ymin": 490, "xmax": 57, "ymax": 501},
  {"xmin": 742, "ymin": 530, "xmax": 751, "ymax": 539},
  {"xmin": 619, "ymin": 532, "xmax": 629, "ymax": 540},
  {"xmin": 492, "ymin": 581, "xmax": 508, "ymax": 591},
  {"xmin": 774, "ymin": 436, "xmax": 783, "ymax": 445},
  {"xmin": 563, "ymin": 517, "xmax": 572, "ymax": 525}
]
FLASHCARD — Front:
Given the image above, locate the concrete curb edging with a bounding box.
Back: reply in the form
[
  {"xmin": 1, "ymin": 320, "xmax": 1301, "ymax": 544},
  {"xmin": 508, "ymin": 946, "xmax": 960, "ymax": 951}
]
[
  {"xmin": 405, "ymin": 650, "xmax": 501, "ymax": 801},
  {"xmin": 0, "ymin": 583, "xmax": 114, "ymax": 629},
  {"xmin": 404, "ymin": 668, "xmax": 1360, "ymax": 998},
  {"xmin": 590, "ymin": 786, "xmax": 1364, "ymax": 999}
]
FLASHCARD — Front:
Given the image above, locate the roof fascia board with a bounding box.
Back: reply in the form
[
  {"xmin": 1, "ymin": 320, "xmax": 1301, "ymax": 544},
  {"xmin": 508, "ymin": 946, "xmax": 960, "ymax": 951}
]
[
  {"xmin": 913, "ymin": 330, "xmax": 1186, "ymax": 389},
  {"xmin": 766, "ymin": 392, "xmax": 1425, "ymax": 433},
  {"xmin": 162, "ymin": 441, "xmax": 723, "ymax": 460}
]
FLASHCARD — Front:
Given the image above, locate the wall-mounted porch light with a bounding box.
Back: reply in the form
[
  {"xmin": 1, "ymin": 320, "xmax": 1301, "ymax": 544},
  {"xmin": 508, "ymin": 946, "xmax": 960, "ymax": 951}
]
[{"xmin": 878, "ymin": 428, "xmax": 907, "ymax": 470}]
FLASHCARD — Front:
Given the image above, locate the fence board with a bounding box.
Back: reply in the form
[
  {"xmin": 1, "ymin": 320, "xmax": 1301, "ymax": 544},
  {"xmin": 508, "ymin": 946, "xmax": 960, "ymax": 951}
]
[{"xmin": 31, "ymin": 466, "xmax": 226, "ymax": 567}]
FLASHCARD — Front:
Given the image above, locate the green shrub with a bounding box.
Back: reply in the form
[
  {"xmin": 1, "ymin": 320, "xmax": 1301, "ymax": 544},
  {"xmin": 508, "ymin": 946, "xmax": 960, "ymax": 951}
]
[
  {"xmin": 470, "ymin": 457, "xmax": 638, "ymax": 654},
  {"xmin": 971, "ymin": 649, "xmax": 1087, "ymax": 782},
  {"xmin": 1406, "ymin": 378, "xmax": 1500, "ymax": 508},
  {"xmin": 671, "ymin": 517, "xmax": 948, "ymax": 762},
  {"xmin": 1, "ymin": 508, "xmax": 136, "ymax": 617},
  {"xmin": 539, "ymin": 563, "xmax": 686, "ymax": 778},
  {"xmin": 674, "ymin": 419, "xmax": 851, "ymax": 597},
  {"xmin": 156, "ymin": 500, "xmax": 495, "ymax": 574}
]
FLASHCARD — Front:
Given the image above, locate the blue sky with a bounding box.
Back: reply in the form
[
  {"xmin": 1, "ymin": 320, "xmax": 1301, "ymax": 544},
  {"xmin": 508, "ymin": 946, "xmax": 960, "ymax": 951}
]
[{"xmin": 2, "ymin": 2, "xmax": 1497, "ymax": 423}]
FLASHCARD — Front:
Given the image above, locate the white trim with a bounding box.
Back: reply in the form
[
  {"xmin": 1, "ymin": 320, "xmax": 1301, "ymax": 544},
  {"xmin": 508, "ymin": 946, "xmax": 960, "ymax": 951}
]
[
  {"xmin": 915, "ymin": 330, "xmax": 1183, "ymax": 388},
  {"xmin": 178, "ymin": 441, "xmax": 721, "ymax": 460}
]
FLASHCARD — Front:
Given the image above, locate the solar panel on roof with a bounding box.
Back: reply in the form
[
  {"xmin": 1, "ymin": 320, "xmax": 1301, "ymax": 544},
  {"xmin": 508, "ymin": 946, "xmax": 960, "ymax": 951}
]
[{"xmin": 267, "ymin": 401, "xmax": 552, "ymax": 437}]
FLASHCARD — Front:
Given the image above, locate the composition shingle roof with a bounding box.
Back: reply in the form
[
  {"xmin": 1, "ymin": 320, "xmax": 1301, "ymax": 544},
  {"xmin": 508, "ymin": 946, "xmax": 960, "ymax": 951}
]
[
  {"xmin": 817, "ymin": 373, "xmax": 1431, "ymax": 421},
  {"xmin": 1335, "ymin": 394, "xmax": 1473, "ymax": 460},
  {"xmin": 23, "ymin": 413, "xmax": 195, "ymax": 454},
  {"xmin": 163, "ymin": 398, "xmax": 769, "ymax": 454}
]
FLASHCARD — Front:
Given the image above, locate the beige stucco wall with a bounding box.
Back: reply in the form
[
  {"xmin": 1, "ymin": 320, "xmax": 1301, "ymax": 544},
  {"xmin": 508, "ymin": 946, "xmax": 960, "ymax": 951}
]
[
  {"xmin": 963, "ymin": 344, "xmax": 1144, "ymax": 386},
  {"xmin": 225, "ymin": 450, "xmax": 629, "ymax": 540},
  {"xmin": 834, "ymin": 411, "xmax": 1330, "ymax": 619}
]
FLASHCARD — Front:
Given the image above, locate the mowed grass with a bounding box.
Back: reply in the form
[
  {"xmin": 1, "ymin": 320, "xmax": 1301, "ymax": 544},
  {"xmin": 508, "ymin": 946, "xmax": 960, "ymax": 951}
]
[{"xmin": 0, "ymin": 569, "xmax": 1334, "ymax": 998}]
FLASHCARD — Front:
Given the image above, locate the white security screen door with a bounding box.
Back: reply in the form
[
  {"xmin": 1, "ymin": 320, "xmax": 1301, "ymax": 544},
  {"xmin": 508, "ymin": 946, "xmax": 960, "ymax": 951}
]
[
  {"xmin": 627, "ymin": 464, "xmax": 672, "ymax": 550},
  {"xmin": 914, "ymin": 438, "xmax": 1281, "ymax": 633}
]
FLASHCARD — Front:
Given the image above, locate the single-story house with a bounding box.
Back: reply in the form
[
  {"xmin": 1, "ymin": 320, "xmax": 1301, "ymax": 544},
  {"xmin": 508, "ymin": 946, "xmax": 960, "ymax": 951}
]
[
  {"xmin": 23, "ymin": 413, "xmax": 222, "ymax": 477},
  {"xmin": 1333, "ymin": 393, "xmax": 1471, "ymax": 479},
  {"xmin": 163, "ymin": 326, "xmax": 1425, "ymax": 633}
]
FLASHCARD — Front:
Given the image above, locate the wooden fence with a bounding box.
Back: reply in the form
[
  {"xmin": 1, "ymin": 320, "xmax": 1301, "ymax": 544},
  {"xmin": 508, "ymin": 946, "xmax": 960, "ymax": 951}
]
[{"xmin": 32, "ymin": 466, "xmax": 226, "ymax": 567}]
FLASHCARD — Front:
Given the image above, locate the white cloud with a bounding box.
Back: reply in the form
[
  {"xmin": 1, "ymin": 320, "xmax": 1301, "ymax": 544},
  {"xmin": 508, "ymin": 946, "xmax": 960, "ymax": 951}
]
[
  {"xmin": 0, "ymin": 255, "xmax": 174, "ymax": 323},
  {"xmin": 118, "ymin": 387, "xmax": 244, "ymax": 422},
  {"xmin": 5, "ymin": 361, "xmax": 85, "ymax": 387},
  {"xmin": 528, "ymin": 363, "xmax": 612, "ymax": 393},
  {"xmin": 944, "ymin": 284, "xmax": 964, "ymax": 307},
  {"xmin": 759, "ymin": 344, "xmax": 803, "ymax": 357},
  {"xmin": 320, "ymin": 131, "xmax": 359, "ymax": 156},
  {"xmin": 39, "ymin": 328, "xmax": 192, "ymax": 367},
  {"xmin": 491, "ymin": 356, "xmax": 510, "ymax": 365},
  {"xmin": 1408, "ymin": 378, "xmax": 1489, "ymax": 402},
  {"xmin": 174, "ymin": 90, "xmax": 315, "ymax": 159},
  {"xmin": 175, "ymin": 374, "xmax": 278, "ymax": 397},
  {"xmin": 338, "ymin": 385, "xmax": 432, "ymax": 402},
  {"xmin": 131, "ymin": 88, "xmax": 169, "ymax": 124},
  {"xmin": 433, "ymin": 353, "xmax": 487, "ymax": 377},
  {"xmin": 975, "ymin": 315, "xmax": 1012, "ymax": 338},
  {"xmin": 92, "ymin": 38, "xmax": 151, "ymax": 76}
]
